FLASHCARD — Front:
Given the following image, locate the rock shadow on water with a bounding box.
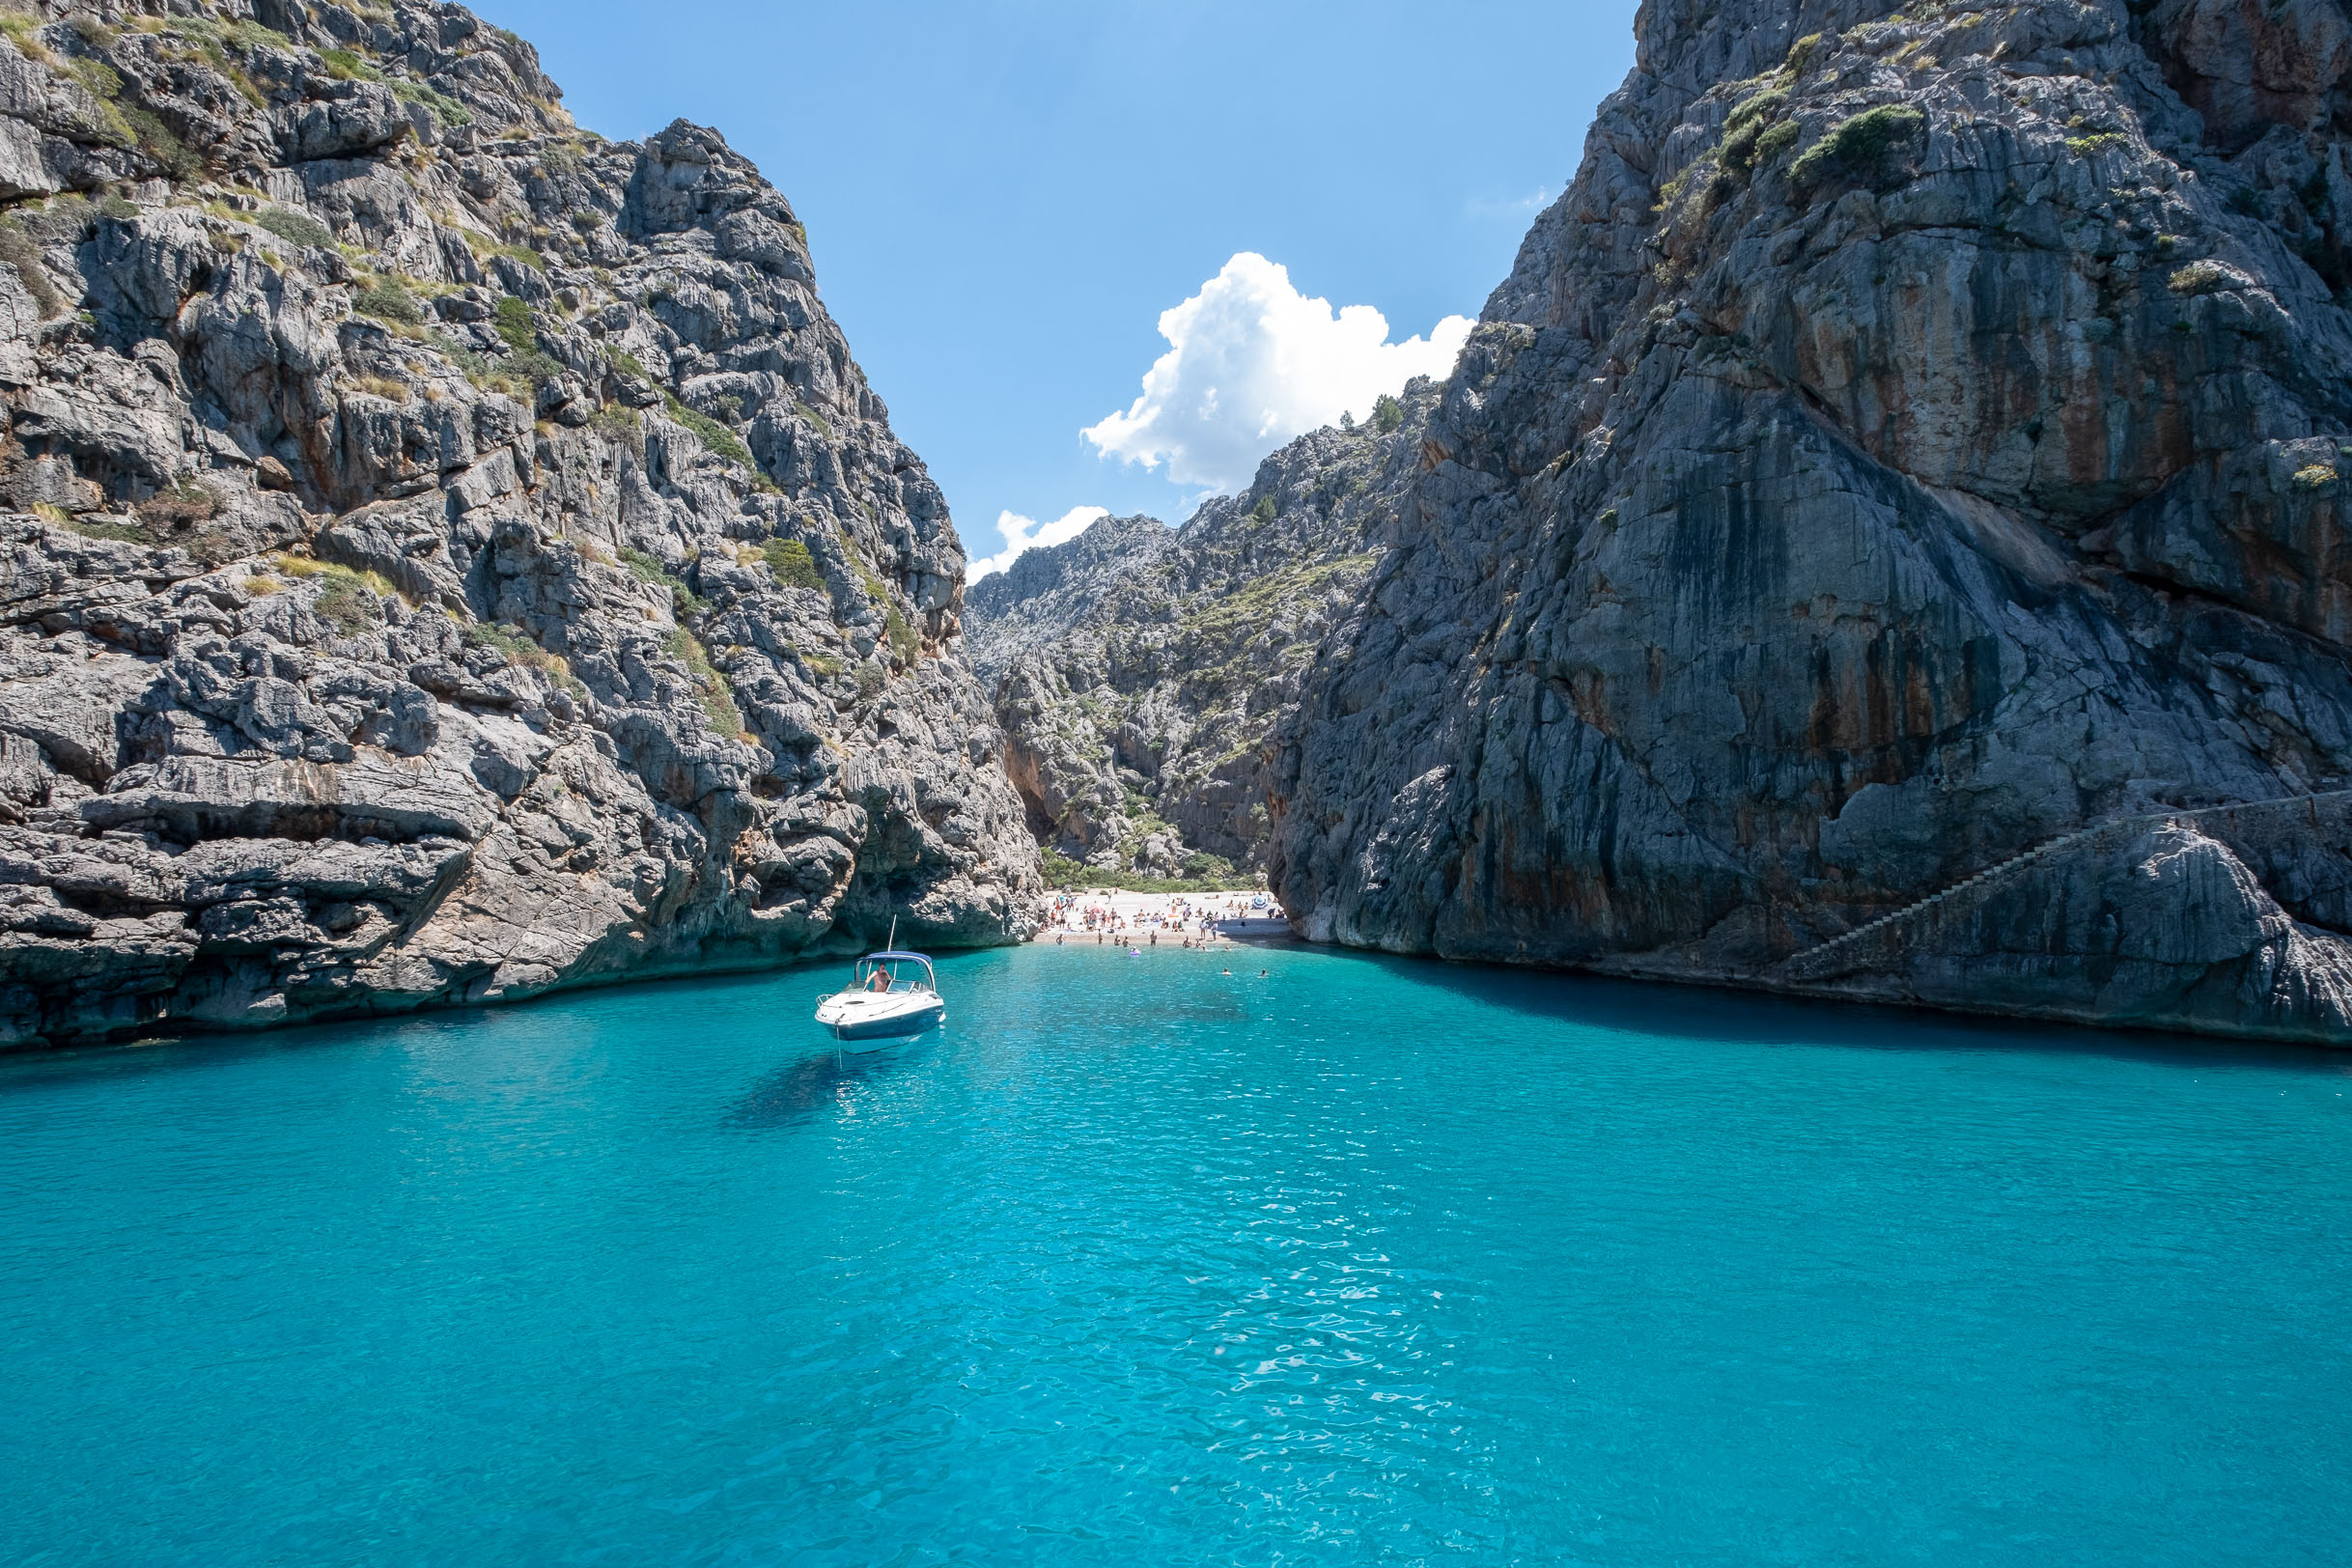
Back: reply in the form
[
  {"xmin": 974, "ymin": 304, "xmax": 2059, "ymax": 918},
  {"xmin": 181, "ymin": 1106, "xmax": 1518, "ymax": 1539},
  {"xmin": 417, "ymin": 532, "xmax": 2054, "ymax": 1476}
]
[
  {"xmin": 0, "ymin": 1004, "xmax": 490, "ymax": 1094},
  {"xmin": 1343, "ymin": 949, "xmax": 2351, "ymax": 1077}
]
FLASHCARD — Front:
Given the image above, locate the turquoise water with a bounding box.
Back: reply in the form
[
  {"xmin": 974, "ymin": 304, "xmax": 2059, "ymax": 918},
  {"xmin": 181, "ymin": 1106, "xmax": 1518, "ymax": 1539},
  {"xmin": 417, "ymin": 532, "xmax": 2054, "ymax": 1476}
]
[{"xmin": 3, "ymin": 944, "xmax": 2350, "ymax": 1566}]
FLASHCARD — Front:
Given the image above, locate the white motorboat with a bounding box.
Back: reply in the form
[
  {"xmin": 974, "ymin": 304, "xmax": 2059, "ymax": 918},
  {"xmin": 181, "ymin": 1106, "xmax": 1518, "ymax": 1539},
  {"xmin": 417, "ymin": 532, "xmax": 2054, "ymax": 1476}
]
[
  {"xmin": 814, "ymin": 948, "xmax": 945, "ymax": 1044},
  {"xmin": 1213, "ymin": 900, "xmax": 1292, "ymax": 938},
  {"xmin": 1212, "ymin": 916, "xmax": 1292, "ymax": 938}
]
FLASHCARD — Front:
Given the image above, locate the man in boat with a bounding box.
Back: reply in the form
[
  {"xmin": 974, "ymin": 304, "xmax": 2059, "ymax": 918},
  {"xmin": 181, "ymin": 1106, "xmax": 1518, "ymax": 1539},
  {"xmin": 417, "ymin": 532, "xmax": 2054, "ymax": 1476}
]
[{"xmin": 865, "ymin": 966, "xmax": 890, "ymax": 993}]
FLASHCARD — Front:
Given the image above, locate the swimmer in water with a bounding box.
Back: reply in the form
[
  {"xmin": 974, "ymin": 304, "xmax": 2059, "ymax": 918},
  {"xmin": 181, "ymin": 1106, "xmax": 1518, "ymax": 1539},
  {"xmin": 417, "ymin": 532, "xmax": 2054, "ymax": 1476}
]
[{"xmin": 1221, "ymin": 966, "xmax": 1232, "ymax": 976}]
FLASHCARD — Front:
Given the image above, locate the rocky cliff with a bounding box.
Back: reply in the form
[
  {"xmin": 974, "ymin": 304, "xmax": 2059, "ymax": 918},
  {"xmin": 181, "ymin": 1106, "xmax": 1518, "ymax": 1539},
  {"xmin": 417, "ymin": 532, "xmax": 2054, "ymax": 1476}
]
[
  {"xmin": 966, "ymin": 391, "xmax": 1434, "ymax": 880},
  {"xmin": 1265, "ymin": 0, "xmax": 2352, "ymax": 1043},
  {"xmin": 0, "ymin": 0, "xmax": 1037, "ymax": 1050}
]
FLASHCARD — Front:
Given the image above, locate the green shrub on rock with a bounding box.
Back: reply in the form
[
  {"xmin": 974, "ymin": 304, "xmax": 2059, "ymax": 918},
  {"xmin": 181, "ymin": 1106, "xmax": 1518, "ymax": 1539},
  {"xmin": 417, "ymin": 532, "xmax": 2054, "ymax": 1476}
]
[
  {"xmin": 761, "ymin": 538, "xmax": 822, "ymax": 590},
  {"xmin": 590, "ymin": 403, "xmax": 643, "ymax": 457},
  {"xmin": 320, "ymin": 47, "xmax": 382, "ymax": 82},
  {"xmin": 1788, "ymin": 104, "xmax": 1924, "ymax": 192},
  {"xmin": 492, "ymin": 294, "xmax": 537, "ymax": 354},
  {"xmin": 1714, "ymin": 87, "xmax": 1791, "ymax": 187},
  {"xmin": 618, "ymin": 546, "xmax": 706, "ymax": 616},
  {"xmin": 0, "ymin": 222, "xmax": 62, "ymax": 317},
  {"xmin": 353, "ymin": 279, "xmax": 422, "ymax": 325},
  {"xmin": 659, "ymin": 390, "xmax": 753, "ymax": 467},
  {"xmin": 391, "ymin": 78, "xmax": 472, "ymax": 127},
  {"xmin": 884, "ymin": 606, "xmax": 918, "ymax": 666},
  {"xmin": 664, "ymin": 629, "xmax": 744, "ymax": 736},
  {"xmin": 2168, "ymin": 261, "xmax": 2231, "ymax": 295},
  {"xmin": 491, "ymin": 295, "xmax": 565, "ymax": 387},
  {"xmin": 311, "ymin": 565, "xmax": 395, "ymax": 635},
  {"xmin": 256, "ymin": 206, "xmax": 335, "ymax": 250},
  {"xmin": 1039, "ymin": 849, "xmax": 1257, "ymax": 893}
]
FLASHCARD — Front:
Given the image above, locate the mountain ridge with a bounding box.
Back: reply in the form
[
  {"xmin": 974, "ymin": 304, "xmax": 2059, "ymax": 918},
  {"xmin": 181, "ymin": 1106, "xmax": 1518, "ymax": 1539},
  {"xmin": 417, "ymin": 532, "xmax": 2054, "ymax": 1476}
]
[{"xmin": 0, "ymin": 0, "xmax": 1038, "ymax": 1050}]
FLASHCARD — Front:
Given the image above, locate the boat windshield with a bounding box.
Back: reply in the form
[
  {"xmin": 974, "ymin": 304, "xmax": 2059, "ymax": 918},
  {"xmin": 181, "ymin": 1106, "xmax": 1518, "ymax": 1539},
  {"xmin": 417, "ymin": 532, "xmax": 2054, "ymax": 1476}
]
[{"xmin": 850, "ymin": 952, "xmax": 935, "ymax": 994}]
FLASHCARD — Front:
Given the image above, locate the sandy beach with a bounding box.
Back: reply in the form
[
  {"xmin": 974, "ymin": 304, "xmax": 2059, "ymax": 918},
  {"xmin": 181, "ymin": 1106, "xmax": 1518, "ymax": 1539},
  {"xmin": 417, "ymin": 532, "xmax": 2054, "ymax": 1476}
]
[{"xmin": 1034, "ymin": 888, "xmax": 1289, "ymax": 945}]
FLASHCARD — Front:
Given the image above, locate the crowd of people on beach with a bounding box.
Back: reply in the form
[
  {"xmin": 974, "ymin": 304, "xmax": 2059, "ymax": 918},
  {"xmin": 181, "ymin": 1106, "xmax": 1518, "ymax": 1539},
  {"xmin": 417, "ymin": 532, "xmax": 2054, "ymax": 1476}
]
[{"xmin": 1037, "ymin": 889, "xmax": 1285, "ymax": 951}]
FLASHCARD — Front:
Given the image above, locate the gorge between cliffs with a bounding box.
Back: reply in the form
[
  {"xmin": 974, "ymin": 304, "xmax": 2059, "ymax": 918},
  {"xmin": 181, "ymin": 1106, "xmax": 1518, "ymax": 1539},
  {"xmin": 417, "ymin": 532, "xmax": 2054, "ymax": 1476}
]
[{"xmin": 11, "ymin": 0, "xmax": 2352, "ymax": 1050}]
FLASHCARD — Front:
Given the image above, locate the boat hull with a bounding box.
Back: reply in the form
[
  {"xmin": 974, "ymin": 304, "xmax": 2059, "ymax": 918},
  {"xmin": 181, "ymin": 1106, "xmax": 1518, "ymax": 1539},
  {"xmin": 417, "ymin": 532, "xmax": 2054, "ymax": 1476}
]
[
  {"xmin": 816, "ymin": 995, "xmax": 945, "ymax": 1044},
  {"xmin": 1211, "ymin": 917, "xmax": 1292, "ymax": 938}
]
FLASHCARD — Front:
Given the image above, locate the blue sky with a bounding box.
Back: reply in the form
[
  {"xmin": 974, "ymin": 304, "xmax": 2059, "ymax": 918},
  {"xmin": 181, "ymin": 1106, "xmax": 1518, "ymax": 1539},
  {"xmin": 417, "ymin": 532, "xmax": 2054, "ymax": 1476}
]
[{"xmin": 478, "ymin": 1, "xmax": 1638, "ymax": 573}]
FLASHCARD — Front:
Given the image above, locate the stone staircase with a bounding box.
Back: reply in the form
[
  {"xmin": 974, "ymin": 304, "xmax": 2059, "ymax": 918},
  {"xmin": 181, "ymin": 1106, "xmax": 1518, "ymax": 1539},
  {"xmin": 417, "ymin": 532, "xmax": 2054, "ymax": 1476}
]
[{"xmin": 1775, "ymin": 788, "xmax": 2352, "ymax": 983}]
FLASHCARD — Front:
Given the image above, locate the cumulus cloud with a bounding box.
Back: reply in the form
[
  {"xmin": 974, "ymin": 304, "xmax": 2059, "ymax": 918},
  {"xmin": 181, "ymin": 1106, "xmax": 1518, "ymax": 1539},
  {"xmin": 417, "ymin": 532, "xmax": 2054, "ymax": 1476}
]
[
  {"xmin": 967, "ymin": 504, "xmax": 1110, "ymax": 581},
  {"xmin": 1082, "ymin": 253, "xmax": 1472, "ymax": 492}
]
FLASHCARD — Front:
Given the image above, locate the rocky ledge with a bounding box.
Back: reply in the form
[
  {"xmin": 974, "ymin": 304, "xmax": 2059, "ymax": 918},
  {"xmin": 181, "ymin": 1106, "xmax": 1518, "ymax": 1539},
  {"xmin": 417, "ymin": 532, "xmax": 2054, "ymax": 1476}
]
[{"xmin": 0, "ymin": 0, "xmax": 1036, "ymax": 1050}]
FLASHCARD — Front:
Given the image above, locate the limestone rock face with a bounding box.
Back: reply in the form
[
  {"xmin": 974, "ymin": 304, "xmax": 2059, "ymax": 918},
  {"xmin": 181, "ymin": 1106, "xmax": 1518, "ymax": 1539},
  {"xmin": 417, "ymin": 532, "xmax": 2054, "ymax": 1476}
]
[
  {"xmin": 965, "ymin": 408, "xmax": 1424, "ymax": 879},
  {"xmin": 1264, "ymin": 0, "xmax": 2352, "ymax": 1044},
  {"xmin": 0, "ymin": 1, "xmax": 1035, "ymax": 1049}
]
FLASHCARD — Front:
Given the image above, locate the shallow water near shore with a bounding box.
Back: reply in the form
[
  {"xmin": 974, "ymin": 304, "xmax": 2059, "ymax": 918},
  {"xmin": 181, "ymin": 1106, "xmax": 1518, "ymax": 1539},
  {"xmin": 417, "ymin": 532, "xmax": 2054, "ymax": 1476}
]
[{"xmin": 4, "ymin": 942, "xmax": 2349, "ymax": 1566}]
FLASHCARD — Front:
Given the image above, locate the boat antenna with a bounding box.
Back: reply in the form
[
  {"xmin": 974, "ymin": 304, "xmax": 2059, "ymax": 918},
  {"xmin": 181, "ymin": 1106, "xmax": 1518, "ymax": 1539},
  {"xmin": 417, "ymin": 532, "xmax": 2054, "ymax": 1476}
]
[{"xmin": 886, "ymin": 915, "xmax": 897, "ymax": 951}]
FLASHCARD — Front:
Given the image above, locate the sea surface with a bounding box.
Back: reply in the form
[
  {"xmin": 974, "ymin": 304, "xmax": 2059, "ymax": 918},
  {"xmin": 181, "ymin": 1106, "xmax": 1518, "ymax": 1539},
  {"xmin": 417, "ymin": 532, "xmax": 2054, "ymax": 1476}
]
[{"xmin": 3, "ymin": 942, "xmax": 2349, "ymax": 1566}]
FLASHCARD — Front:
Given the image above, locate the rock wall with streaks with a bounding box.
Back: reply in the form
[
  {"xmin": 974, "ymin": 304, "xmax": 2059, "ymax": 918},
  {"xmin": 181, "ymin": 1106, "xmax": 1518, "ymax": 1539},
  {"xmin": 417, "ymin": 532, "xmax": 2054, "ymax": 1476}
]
[{"xmin": 1268, "ymin": 0, "xmax": 2352, "ymax": 1044}]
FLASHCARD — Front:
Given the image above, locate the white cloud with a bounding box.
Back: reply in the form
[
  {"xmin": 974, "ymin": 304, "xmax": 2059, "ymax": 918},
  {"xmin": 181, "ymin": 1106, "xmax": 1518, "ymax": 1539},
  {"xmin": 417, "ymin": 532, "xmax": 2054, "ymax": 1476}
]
[
  {"xmin": 968, "ymin": 504, "xmax": 1110, "ymax": 581},
  {"xmin": 1081, "ymin": 253, "xmax": 1472, "ymax": 493},
  {"xmin": 1468, "ymin": 185, "xmax": 1554, "ymax": 217}
]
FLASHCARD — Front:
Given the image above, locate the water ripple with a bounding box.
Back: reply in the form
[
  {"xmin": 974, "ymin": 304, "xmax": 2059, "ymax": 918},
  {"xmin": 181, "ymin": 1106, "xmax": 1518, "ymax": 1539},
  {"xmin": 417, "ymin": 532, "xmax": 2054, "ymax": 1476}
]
[{"xmin": 2, "ymin": 947, "xmax": 2349, "ymax": 1564}]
